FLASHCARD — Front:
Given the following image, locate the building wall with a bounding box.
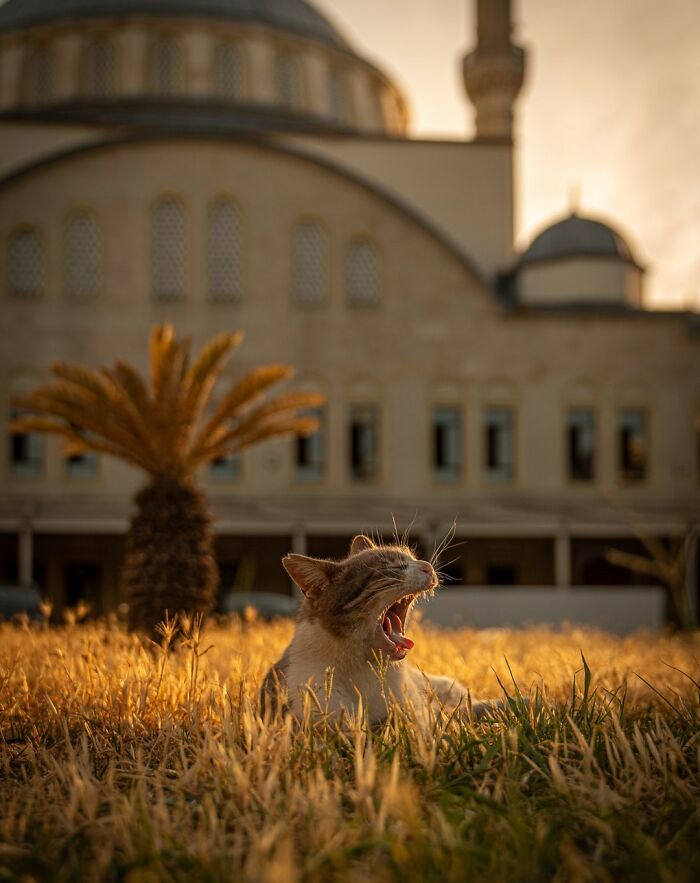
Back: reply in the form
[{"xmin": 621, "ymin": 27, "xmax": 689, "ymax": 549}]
[
  {"xmin": 520, "ymin": 256, "xmax": 642, "ymax": 306},
  {"xmin": 0, "ymin": 137, "xmax": 698, "ymax": 512}
]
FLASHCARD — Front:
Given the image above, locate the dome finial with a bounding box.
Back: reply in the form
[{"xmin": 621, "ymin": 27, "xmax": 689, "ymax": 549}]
[{"xmin": 568, "ymin": 182, "xmax": 581, "ymax": 216}]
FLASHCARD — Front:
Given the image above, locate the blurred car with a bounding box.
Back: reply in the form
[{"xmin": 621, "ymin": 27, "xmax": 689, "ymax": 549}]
[
  {"xmin": 0, "ymin": 585, "xmax": 43, "ymax": 621},
  {"xmin": 217, "ymin": 591, "xmax": 299, "ymax": 620}
]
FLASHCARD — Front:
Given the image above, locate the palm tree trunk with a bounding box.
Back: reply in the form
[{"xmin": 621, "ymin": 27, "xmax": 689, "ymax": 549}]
[{"xmin": 122, "ymin": 477, "xmax": 219, "ymax": 636}]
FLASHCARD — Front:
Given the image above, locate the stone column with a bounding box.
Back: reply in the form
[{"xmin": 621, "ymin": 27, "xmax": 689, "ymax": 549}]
[
  {"xmin": 52, "ymin": 32, "xmax": 82, "ymax": 101},
  {"xmin": 554, "ymin": 528, "xmax": 571, "ymax": 588},
  {"xmin": 19, "ymin": 521, "xmax": 34, "ymax": 587},
  {"xmin": 183, "ymin": 29, "xmax": 214, "ymax": 97},
  {"xmin": 118, "ymin": 26, "xmax": 147, "ymax": 96},
  {"xmin": 0, "ymin": 41, "xmax": 24, "ymax": 109},
  {"xmin": 246, "ymin": 34, "xmax": 276, "ymax": 104},
  {"xmin": 303, "ymin": 49, "xmax": 329, "ymax": 119}
]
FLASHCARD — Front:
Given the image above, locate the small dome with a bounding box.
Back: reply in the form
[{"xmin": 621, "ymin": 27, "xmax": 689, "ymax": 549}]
[
  {"xmin": 521, "ymin": 212, "xmax": 638, "ymax": 266},
  {"xmin": 0, "ymin": 0, "xmax": 351, "ymax": 50}
]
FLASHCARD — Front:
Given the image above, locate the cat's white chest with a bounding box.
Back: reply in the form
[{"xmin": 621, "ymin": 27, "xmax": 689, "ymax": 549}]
[{"xmin": 283, "ymin": 620, "xmax": 414, "ymax": 722}]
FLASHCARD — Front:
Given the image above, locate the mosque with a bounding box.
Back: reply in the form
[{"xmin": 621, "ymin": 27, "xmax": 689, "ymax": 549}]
[{"xmin": 0, "ymin": 0, "xmax": 698, "ymax": 625}]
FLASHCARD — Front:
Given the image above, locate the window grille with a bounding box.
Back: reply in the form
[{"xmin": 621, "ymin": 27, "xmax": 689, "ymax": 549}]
[
  {"xmin": 349, "ymin": 404, "xmax": 379, "ymax": 480},
  {"xmin": 293, "ymin": 222, "xmax": 328, "ymax": 304},
  {"xmin": 22, "ymin": 48, "xmax": 51, "ymax": 104},
  {"xmin": 296, "ymin": 407, "xmax": 325, "ymax": 480},
  {"xmin": 208, "ymin": 201, "xmax": 242, "ymax": 302},
  {"xmin": 329, "ymin": 69, "xmax": 351, "ymax": 123},
  {"xmin": 9, "ymin": 409, "xmax": 43, "ymax": 477},
  {"xmin": 567, "ymin": 408, "xmax": 595, "ymax": 481},
  {"xmin": 81, "ymin": 40, "xmax": 115, "ymax": 96},
  {"xmin": 346, "ymin": 239, "xmax": 379, "ymax": 305},
  {"xmin": 432, "ymin": 406, "xmax": 461, "ymax": 481},
  {"xmin": 152, "ymin": 199, "xmax": 185, "ymax": 301},
  {"xmin": 8, "ymin": 230, "xmax": 44, "ymax": 299},
  {"xmin": 276, "ymin": 52, "xmax": 303, "ymax": 109},
  {"xmin": 214, "ymin": 44, "xmax": 245, "ymax": 99},
  {"xmin": 484, "ymin": 407, "xmax": 514, "ymax": 483},
  {"xmin": 149, "ymin": 40, "xmax": 180, "ymax": 95},
  {"xmin": 618, "ymin": 409, "xmax": 648, "ymax": 481},
  {"xmin": 65, "ymin": 214, "xmax": 100, "ymax": 300}
]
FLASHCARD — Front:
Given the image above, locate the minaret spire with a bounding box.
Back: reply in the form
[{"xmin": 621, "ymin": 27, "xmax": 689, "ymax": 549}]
[{"xmin": 463, "ymin": 0, "xmax": 526, "ymax": 140}]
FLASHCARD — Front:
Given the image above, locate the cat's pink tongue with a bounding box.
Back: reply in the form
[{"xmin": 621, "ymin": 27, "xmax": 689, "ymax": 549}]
[
  {"xmin": 385, "ymin": 611, "xmax": 414, "ymax": 651},
  {"xmin": 392, "ymin": 632, "xmax": 414, "ymax": 651}
]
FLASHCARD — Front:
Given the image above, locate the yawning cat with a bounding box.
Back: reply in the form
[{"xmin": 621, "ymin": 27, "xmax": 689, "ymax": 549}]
[{"xmin": 260, "ymin": 534, "xmax": 500, "ymax": 724}]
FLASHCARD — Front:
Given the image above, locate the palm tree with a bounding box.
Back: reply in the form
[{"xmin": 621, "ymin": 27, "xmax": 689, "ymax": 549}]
[
  {"xmin": 11, "ymin": 325, "xmax": 323, "ymax": 634},
  {"xmin": 606, "ymin": 532, "xmax": 697, "ymax": 632}
]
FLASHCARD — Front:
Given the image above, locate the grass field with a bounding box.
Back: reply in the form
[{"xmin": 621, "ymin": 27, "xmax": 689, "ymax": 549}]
[{"xmin": 1, "ymin": 614, "xmax": 699, "ymax": 882}]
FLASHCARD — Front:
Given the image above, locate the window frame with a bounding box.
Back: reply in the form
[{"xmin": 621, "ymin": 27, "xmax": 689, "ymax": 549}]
[
  {"xmin": 483, "ymin": 405, "xmax": 515, "ymax": 484},
  {"xmin": 348, "ymin": 402, "xmax": 380, "ymax": 482},
  {"xmin": 617, "ymin": 407, "xmax": 649, "ymax": 483},
  {"xmin": 565, "ymin": 406, "xmax": 596, "ymax": 484},
  {"xmin": 431, "ymin": 404, "xmax": 462, "ymax": 483}
]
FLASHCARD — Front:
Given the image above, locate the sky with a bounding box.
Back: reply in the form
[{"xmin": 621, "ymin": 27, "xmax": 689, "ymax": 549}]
[{"xmin": 314, "ymin": 0, "xmax": 700, "ymax": 310}]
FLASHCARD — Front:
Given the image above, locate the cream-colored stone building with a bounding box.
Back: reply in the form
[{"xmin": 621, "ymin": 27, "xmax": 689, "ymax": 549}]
[{"xmin": 0, "ymin": 0, "xmax": 698, "ymax": 624}]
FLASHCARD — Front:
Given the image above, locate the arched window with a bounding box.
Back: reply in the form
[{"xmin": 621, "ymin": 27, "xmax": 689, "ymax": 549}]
[
  {"xmin": 149, "ymin": 39, "xmax": 180, "ymax": 95},
  {"xmin": 81, "ymin": 39, "xmax": 116, "ymax": 97},
  {"xmin": 22, "ymin": 47, "xmax": 51, "ymax": 105},
  {"xmin": 329, "ymin": 69, "xmax": 352, "ymax": 124},
  {"xmin": 276, "ymin": 51, "xmax": 303, "ymax": 109},
  {"xmin": 346, "ymin": 238, "xmax": 379, "ymax": 305},
  {"xmin": 208, "ymin": 200, "xmax": 242, "ymax": 302},
  {"xmin": 293, "ymin": 221, "xmax": 328, "ymax": 304},
  {"xmin": 214, "ymin": 43, "xmax": 245, "ymax": 100},
  {"xmin": 152, "ymin": 199, "xmax": 185, "ymax": 300},
  {"xmin": 8, "ymin": 230, "xmax": 44, "ymax": 298},
  {"xmin": 65, "ymin": 213, "xmax": 101, "ymax": 299}
]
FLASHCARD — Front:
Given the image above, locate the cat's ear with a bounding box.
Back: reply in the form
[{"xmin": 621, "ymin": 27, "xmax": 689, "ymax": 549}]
[
  {"xmin": 282, "ymin": 554, "xmax": 336, "ymax": 599},
  {"xmin": 350, "ymin": 534, "xmax": 376, "ymax": 556}
]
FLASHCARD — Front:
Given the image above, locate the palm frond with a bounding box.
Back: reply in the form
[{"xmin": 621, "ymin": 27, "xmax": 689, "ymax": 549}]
[
  {"xmin": 51, "ymin": 362, "xmax": 154, "ymax": 457},
  {"xmin": 181, "ymin": 331, "xmax": 244, "ymax": 428},
  {"xmin": 14, "ymin": 324, "xmax": 320, "ymax": 482},
  {"xmin": 10, "ymin": 415, "xmax": 150, "ymax": 470},
  {"xmin": 188, "ymin": 389, "xmax": 323, "ymax": 469},
  {"xmin": 13, "ymin": 385, "xmax": 147, "ymax": 462},
  {"xmin": 193, "ymin": 364, "xmax": 294, "ymax": 448},
  {"xmin": 149, "ymin": 324, "xmax": 175, "ymax": 400},
  {"xmin": 189, "ymin": 415, "xmax": 320, "ymax": 469}
]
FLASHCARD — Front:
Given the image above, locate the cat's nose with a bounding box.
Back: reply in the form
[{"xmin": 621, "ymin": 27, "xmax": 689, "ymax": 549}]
[{"xmin": 417, "ymin": 560, "xmax": 433, "ymax": 574}]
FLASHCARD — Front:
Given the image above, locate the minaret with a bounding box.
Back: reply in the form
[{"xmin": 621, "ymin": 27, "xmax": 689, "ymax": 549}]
[{"xmin": 463, "ymin": 0, "xmax": 526, "ymax": 140}]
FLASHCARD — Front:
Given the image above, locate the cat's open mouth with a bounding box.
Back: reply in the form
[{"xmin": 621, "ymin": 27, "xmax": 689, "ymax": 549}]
[{"xmin": 377, "ymin": 593, "xmax": 418, "ymax": 661}]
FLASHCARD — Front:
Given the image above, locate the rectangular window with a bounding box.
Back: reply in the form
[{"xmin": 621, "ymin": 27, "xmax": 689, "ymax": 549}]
[
  {"xmin": 432, "ymin": 406, "xmax": 461, "ymax": 481},
  {"xmin": 9, "ymin": 410, "xmax": 43, "ymax": 477},
  {"xmin": 296, "ymin": 407, "xmax": 325, "ymax": 481},
  {"xmin": 209, "ymin": 453, "xmax": 242, "ymax": 481},
  {"xmin": 618, "ymin": 409, "xmax": 648, "ymax": 481},
  {"xmin": 567, "ymin": 408, "xmax": 595, "ymax": 481},
  {"xmin": 349, "ymin": 404, "xmax": 379, "ymax": 480},
  {"xmin": 484, "ymin": 407, "xmax": 514, "ymax": 483}
]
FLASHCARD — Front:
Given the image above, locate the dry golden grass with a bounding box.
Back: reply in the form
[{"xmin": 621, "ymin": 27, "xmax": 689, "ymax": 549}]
[{"xmin": 1, "ymin": 615, "xmax": 699, "ymax": 882}]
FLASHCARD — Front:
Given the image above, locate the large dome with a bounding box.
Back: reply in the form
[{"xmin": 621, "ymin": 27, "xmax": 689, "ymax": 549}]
[
  {"xmin": 0, "ymin": 0, "xmax": 351, "ymax": 50},
  {"xmin": 521, "ymin": 212, "xmax": 638, "ymax": 266}
]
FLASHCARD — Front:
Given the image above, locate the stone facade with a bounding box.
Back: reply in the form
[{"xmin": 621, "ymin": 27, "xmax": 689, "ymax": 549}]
[{"xmin": 0, "ymin": 1, "xmax": 698, "ymax": 617}]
